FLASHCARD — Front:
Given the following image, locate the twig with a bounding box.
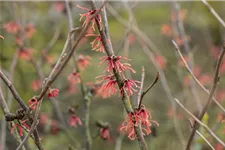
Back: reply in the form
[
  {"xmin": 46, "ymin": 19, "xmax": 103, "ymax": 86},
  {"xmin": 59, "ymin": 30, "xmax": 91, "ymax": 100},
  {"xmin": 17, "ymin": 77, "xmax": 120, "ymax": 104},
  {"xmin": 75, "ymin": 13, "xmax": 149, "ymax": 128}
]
[
  {"xmin": 172, "ymin": 41, "xmax": 225, "ymax": 114},
  {"xmin": 196, "ymin": 130, "xmax": 215, "ymax": 150},
  {"xmin": 201, "ymin": 0, "xmax": 225, "ymax": 28},
  {"xmin": 139, "ymin": 72, "xmax": 159, "ymax": 109},
  {"xmin": 178, "ymin": 40, "xmax": 225, "ymax": 150},
  {"xmin": 171, "ymin": 1, "xmax": 202, "ymax": 112},
  {"xmin": 137, "ymin": 67, "xmax": 145, "ymax": 108},
  {"xmin": 0, "ymin": 69, "xmax": 28, "ymax": 111},
  {"xmin": 174, "ymin": 98, "xmax": 225, "ymax": 148}
]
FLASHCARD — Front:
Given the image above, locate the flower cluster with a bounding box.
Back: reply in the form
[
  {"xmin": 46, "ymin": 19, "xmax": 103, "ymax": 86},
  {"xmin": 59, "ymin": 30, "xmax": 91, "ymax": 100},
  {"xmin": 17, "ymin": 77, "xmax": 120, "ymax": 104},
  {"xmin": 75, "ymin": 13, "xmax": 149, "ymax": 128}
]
[
  {"xmin": 67, "ymin": 108, "xmax": 82, "ymax": 127},
  {"xmin": 120, "ymin": 106, "xmax": 159, "ymax": 140},
  {"xmin": 77, "ymin": 5, "xmax": 102, "ymax": 31},
  {"xmin": 11, "ymin": 120, "xmax": 30, "ymax": 136},
  {"xmin": 77, "ymin": 3, "xmax": 158, "ymax": 142},
  {"xmin": 77, "ymin": 55, "xmax": 92, "ymax": 70},
  {"xmin": 28, "ymin": 97, "xmax": 38, "ymax": 110},
  {"xmin": 47, "ymin": 88, "xmax": 59, "ymax": 98}
]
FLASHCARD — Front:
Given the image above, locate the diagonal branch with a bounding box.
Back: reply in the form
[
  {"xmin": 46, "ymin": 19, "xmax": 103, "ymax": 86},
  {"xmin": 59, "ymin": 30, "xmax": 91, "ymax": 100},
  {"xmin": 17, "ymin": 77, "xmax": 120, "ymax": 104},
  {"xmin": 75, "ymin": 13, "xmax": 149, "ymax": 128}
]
[
  {"xmin": 201, "ymin": 0, "xmax": 225, "ymax": 28},
  {"xmin": 172, "ymin": 40, "xmax": 225, "ymax": 150},
  {"xmin": 138, "ymin": 72, "xmax": 159, "ymax": 110},
  {"xmin": 174, "ymin": 98, "xmax": 225, "ymax": 148},
  {"xmin": 172, "ymin": 40, "xmax": 225, "ymax": 114}
]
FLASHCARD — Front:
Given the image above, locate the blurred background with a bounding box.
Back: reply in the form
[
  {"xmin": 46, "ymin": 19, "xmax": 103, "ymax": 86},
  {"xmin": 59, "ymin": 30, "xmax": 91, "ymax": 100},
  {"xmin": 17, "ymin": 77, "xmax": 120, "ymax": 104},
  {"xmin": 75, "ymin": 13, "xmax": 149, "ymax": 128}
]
[{"xmin": 0, "ymin": 1, "xmax": 225, "ymax": 150}]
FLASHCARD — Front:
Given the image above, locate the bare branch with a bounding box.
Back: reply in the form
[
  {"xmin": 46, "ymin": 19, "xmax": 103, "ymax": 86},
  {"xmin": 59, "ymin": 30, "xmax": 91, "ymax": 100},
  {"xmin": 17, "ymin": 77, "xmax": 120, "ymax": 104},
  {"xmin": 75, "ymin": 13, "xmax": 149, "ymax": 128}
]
[
  {"xmin": 173, "ymin": 40, "xmax": 225, "ymax": 150},
  {"xmin": 196, "ymin": 131, "xmax": 215, "ymax": 150},
  {"xmin": 201, "ymin": 0, "xmax": 225, "ymax": 28},
  {"xmin": 137, "ymin": 67, "xmax": 145, "ymax": 109},
  {"xmin": 172, "ymin": 40, "xmax": 225, "ymax": 114},
  {"xmin": 139, "ymin": 72, "xmax": 159, "ymax": 109},
  {"xmin": 174, "ymin": 98, "xmax": 225, "ymax": 148}
]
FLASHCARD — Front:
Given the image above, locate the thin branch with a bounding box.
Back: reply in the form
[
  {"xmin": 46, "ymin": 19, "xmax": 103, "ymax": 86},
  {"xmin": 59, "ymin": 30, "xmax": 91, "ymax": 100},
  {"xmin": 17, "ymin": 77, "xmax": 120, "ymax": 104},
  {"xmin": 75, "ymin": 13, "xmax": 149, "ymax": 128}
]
[
  {"xmin": 196, "ymin": 130, "xmax": 215, "ymax": 150},
  {"xmin": 137, "ymin": 67, "xmax": 145, "ymax": 108},
  {"xmin": 174, "ymin": 98, "xmax": 225, "ymax": 148},
  {"xmin": 171, "ymin": 1, "xmax": 202, "ymax": 112},
  {"xmin": 201, "ymin": 0, "xmax": 225, "ymax": 28},
  {"xmin": 0, "ymin": 69, "xmax": 28, "ymax": 111},
  {"xmin": 174, "ymin": 40, "xmax": 225, "ymax": 150},
  {"xmin": 172, "ymin": 40, "xmax": 225, "ymax": 114},
  {"xmin": 139, "ymin": 72, "xmax": 159, "ymax": 109}
]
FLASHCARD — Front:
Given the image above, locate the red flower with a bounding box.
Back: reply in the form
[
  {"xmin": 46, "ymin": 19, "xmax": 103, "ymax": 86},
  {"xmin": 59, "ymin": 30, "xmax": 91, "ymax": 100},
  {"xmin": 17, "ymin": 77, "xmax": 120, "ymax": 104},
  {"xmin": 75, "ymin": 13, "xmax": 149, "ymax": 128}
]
[
  {"xmin": 175, "ymin": 35, "xmax": 191, "ymax": 46},
  {"xmin": 25, "ymin": 24, "xmax": 36, "ymax": 39},
  {"xmin": 68, "ymin": 114, "xmax": 82, "ymax": 127},
  {"xmin": 121, "ymin": 79, "xmax": 141, "ymax": 96},
  {"xmin": 19, "ymin": 48, "xmax": 32, "ymax": 61},
  {"xmin": 154, "ymin": 55, "xmax": 167, "ymax": 69},
  {"xmin": 48, "ymin": 88, "xmax": 59, "ymax": 98},
  {"xmin": 96, "ymin": 75, "xmax": 117, "ymax": 97},
  {"xmin": 198, "ymin": 74, "xmax": 212, "ymax": 86},
  {"xmin": 136, "ymin": 107, "xmax": 159, "ymax": 135},
  {"xmin": 77, "ymin": 4, "xmax": 102, "ymax": 31},
  {"xmin": 86, "ymin": 34, "xmax": 105, "ymax": 52},
  {"xmin": 3, "ymin": 21, "xmax": 21, "ymax": 34},
  {"xmin": 68, "ymin": 72, "xmax": 81, "ymax": 84},
  {"xmin": 54, "ymin": 1, "xmax": 65, "ymax": 13},
  {"xmin": 120, "ymin": 112, "xmax": 137, "ymax": 140},
  {"xmin": 120, "ymin": 106, "xmax": 158, "ymax": 140},
  {"xmin": 50, "ymin": 120, "xmax": 59, "ymax": 134},
  {"xmin": 216, "ymin": 90, "xmax": 225, "ymax": 103},
  {"xmin": 215, "ymin": 143, "xmax": 223, "ymax": 150},
  {"xmin": 100, "ymin": 127, "xmax": 112, "ymax": 141},
  {"xmin": 11, "ymin": 120, "xmax": 30, "ymax": 136},
  {"xmin": 99, "ymin": 56, "xmax": 135, "ymax": 73},
  {"xmin": 210, "ymin": 45, "xmax": 220, "ymax": 60},
  {"xmin": 161, "ymin": 24, "xmax": 172, "ymax": 36},
  {"xmin": 68, "ymin": 108, "xmax": 82, "ymax": 127},
  {"xmin": 31, "ymin": 80, "xmax": 41, "ymax": 92},
  {"xmin": 40, "ymin": 113, "xmax": 49, "ymax": 125},
  {"xmin": 28, "ymin": 98, "xmax": 38, "ymax": 110},
  {"xmin": 77, "ymin": 55, "xmax": 92, "ymax": 70}
]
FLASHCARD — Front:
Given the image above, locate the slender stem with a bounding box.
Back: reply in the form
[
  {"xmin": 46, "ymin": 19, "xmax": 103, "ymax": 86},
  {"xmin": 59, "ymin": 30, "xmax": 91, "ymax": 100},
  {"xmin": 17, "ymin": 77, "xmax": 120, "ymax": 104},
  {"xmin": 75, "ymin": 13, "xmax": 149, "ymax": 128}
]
[
  {"xmin": 196, "ymin": 130, "xmax": 215, "ymax": 150},
  {"xmin": 0, "ymin": 69, "xmax": 28, "ymax": 111},
  {"xmin": 137, "ymin": 67, "xmax": 145, "ymax": 108},
  {"xmin": 139, "ymin": 72, "xmax": 159, "ymax": 109},
  {"xmin": 201, "ymin": 0, "xmax": 225, "ymax": 28},
  {"xmin": 171, "ymin": 1, "xmax": 202, "ymax": 112},
  {"xmin": 172, "ymin": 40, "xmax": 225, "ymax": 114},
  {"xmin": 174, "ymin": 98, "xmax": 225, "ymax": 147},
  {"xmin": 174, "ymin": 40, "xmax": 225, "ymax": 150}
]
